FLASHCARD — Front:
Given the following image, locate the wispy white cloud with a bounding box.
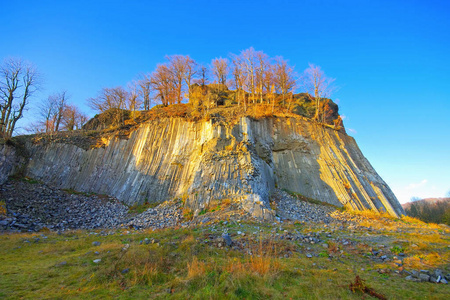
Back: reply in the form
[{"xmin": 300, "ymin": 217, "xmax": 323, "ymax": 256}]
[
  {"xmin": 406, "ymin": 179, "xmax": 428, "ymax": 190},
  {"xmin": 347, "ymin": 128, "xmax": 357, "ymax": 134}
]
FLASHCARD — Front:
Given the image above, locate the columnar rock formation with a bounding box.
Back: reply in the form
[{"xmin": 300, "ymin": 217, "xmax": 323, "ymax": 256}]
[{"xmin": 1, "ymin": 116, "xmax": 405, "ymax": 219}]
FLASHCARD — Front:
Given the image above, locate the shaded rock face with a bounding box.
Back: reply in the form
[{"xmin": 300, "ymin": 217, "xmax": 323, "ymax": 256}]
[
  {"xmin": 19, "ymin": 117, "xmax": 404, "ymax": 219},
  {"xmin": 0, "ymin": 144, "xmax": 25, "ymax": 185}
]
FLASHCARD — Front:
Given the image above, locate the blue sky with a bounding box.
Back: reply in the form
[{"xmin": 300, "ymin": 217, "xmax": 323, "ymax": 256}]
[{"xmin": 2, "ymin": 0, "xmax": 449, "ymax": 203}]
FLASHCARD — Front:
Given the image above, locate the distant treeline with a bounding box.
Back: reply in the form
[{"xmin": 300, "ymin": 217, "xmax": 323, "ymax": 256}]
[{"xmin": 403, "ymin": 198, "xmax": 450, "ymax": 225}]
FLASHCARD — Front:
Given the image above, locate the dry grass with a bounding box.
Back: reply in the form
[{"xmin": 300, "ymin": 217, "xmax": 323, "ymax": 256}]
[
  {"xmin": 0, "ymin": 200, "xmax": 7, "ymax": 216},
  {"xmin": 402, "ymin": 256, "xmax": 423, "ymax": 269},
  {"xmin": 327, "ymin": 241, "xmax": 339, "ymax": 255},
  {"xmin": 247, "ymin": 104, "xmax": 274, "ymax": 119},
  {"xmin": 182, "ymin": 207, "xmax": 193, "ymax": 220},
  {"xmin": 187, "ymin": 256, "xmax": 206, "ymax": 279},
  {"xmin": 225, "ymin": 239, "xmax": 280, "ymax": 277}
]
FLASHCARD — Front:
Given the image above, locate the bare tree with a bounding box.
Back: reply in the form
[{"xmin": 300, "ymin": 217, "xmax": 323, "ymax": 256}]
[
  {"xmin": 137, "ymin": 74, "xmax": 152, "ymax": 110},
  {"xmin": 211, "ymin": 57, "xmax": 229, "ymax": 86},
  {"xmin": 274, "ymin": 57, "xmax": 297, "ymax": 108},
  {"xmin": 301, "ymin": 63, "xmax": 335, "ymax": 121},
  {"xmin": 240, "ymin": 47, "xmax": 257, "ymax": 104},
  {"xmin": 52, "ymin": 91, "xmax": 68, "ymax": 131},
  {"xmin": 62, "ymin": 104, "xmax": 88, "ymax": 131},
  {"xmin": 150, "ymin": 63, "xmax": 176, "ymax": 106},
  {"xmin": 127, "ymin": 81, "xmax": 142, "ymax": 115},
  {"xmin": 87, "ymin": 86, "xmax": 128, "ymax": 126},
  {"xmin": 38, "ymin": 95, "xmax": 57, "ymax": 133},
  {"xmin": 38, "ymin": 91, "xmax": 68, "ymax": 133},
  {"xmin": 0, "ymin": 58, "xmax": 39, "ymax": 138},
  {"xmin": 166, "ymin": 55, "xmax": 187, "ymax": 104},
  {"xmin": 196, "ymin": 65, "xmax": 209, "ymax": 87},
  {"xmin": 184, "ymin": 56, "xmax": 197, "ymax": 100},
  {"xmin": 231, "ymin": 55, "xmax": 245, "ymax": 108}
]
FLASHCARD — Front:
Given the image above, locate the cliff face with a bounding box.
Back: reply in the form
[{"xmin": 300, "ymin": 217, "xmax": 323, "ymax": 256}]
[
  {"xmin": 11, "ymin": 116, "xmax": 404, "ymax": 219},
  {"xmin": 0, "ymin": 143, "xmax": 24, "ymax": 185}
]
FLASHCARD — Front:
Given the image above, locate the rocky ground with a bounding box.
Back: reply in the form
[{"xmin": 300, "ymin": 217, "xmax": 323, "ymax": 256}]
[
  {"xmin": 0, "ymin": 179, "xmax": 339, "ymax": 232},
  {"xmin": 1, "ymin": 178, "xmax": 449, "ymax": 288}
]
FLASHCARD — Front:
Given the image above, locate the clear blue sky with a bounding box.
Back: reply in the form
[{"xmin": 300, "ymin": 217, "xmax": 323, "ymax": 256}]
[{"xmin": 2, "ymin": 0, "xmax": 449, "ymax": 203}]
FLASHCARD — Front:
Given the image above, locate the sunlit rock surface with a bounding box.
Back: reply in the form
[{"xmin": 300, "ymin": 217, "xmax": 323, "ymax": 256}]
[{"xmin": 12, "ymin": 117, "xmax": 404, "ymax": 219}]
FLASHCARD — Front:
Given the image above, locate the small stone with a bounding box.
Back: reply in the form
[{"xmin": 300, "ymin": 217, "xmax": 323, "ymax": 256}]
[
  {"xmin": 121, "ymin": 268, "xmax": 130, "ymax": 274},
  {"xmin": 381, "ymin": 255, "xmax": 387, "ymax": 260},
  {"xmin": 430, "ymin": 276, "xmax": 439, "ymax": 283},
  {"xmin": 57, "ymin": 261, "xmax": 67, "ymax": 267},
  {"xmin": 222, "ymin": 234, "xmax": 232, "ymax": 247},
  {"xmin": 93, "ymin": 259, "xmax": 101, "ymax": 264},
  {"xmin": 306, "ymin": 253, "xmax": 312, "ymax": 258},
  {"xmin": 92, "ymin": 241, "xmax": 101, "ymax": 246},
  {"xmin": 440, "ymin": 278, "xmax": 448, "ymax": 284},
  {"xmin": 419, "ymin": 274, "xmax": 430, "ymax": 282}
]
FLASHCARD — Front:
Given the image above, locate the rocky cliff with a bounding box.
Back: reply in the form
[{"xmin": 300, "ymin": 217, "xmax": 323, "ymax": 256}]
[{"xmin": 1, "ymin": 116, "xmax": 405, "ymax": 219}]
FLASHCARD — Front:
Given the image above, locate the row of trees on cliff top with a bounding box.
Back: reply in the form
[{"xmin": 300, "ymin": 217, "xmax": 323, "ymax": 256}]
[
  {"xmin": 0, "ymin": 48, "xmax": 337, "ymax": 138},
  {"xmin": 86, "ymin": 47, "xmax": 337, "ymax": 123}
]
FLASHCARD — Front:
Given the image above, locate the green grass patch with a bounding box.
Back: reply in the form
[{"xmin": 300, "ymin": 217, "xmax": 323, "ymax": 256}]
[
  {"xmin": 0, "ymin": 221, "xmax": 449, "ymax": 299},
  {"xmin": 128, "ymin": 201, "xmax": 160, "ymax": 214}
]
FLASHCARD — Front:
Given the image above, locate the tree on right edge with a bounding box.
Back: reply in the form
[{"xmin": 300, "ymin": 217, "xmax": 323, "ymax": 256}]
[{"xmin": 301, "ymin": 63, "xmax": 335, "ymax": 122}]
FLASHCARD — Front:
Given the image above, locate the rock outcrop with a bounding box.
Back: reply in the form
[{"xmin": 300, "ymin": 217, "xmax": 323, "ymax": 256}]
[
  {"xmin": 2, "ymin": 116, "xmax": 405, "ymax": 219},
  {"xmin": 0, "ymin": 143, "xmax": 25, "ymax": 185}
]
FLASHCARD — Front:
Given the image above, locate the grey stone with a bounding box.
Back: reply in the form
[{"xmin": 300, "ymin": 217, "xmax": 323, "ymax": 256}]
[
  {"xmin": 92, "ymin": 241, "xmax": 101, "ymax": 246},
  {"xmin": 419, "ymin": 274, "xmax": 430, "ymax": 282},
  {"xmin": 440, "ymin": 278, "xmax": 448, "ymax": 284},
  {"xmin": 430, "ymin": 276, "xmax": 439, "ymax": 283},
  {"xmin": 93, "ymin": 259, "xmax": 101, "ymax": 264},
  {"xmin": 306, "ymin": 253, "xmax": 312, "ymax": 258},
  {"xmin": 121, "ymin": 268, "xmax": 130, "ymax": 274},
  {"xmin": 222, "ymin": 234, "xmax": 233, "ymax": 247}
]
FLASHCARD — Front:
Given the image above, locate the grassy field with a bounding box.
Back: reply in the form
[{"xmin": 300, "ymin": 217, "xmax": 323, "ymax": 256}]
[{"xmin": 1, "ymin": 212, "xmax": 449, "ymax": 299}]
